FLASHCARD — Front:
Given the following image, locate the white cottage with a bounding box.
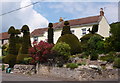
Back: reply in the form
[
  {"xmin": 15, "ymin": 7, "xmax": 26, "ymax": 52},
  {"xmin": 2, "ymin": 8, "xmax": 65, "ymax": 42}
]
[{"xmin": 31, "ymin": 8, "xmax": 110, "ymax": 43}]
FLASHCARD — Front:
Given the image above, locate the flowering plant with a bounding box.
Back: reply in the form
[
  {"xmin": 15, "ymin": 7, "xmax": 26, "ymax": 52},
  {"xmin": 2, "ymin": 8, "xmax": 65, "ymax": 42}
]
[{"xmin": 29, "ymin": 41, "xmax": 54, "ymax": 64}]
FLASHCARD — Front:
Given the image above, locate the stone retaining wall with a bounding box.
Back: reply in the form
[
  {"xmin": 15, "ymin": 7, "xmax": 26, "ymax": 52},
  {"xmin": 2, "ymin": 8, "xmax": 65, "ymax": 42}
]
[{"xmin": 13, "ymin": 64, "xmax": 118, "ymax": 81}]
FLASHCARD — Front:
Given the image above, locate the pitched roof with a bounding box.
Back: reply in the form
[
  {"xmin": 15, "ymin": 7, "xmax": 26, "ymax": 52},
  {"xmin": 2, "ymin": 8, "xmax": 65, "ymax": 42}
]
[
  {"xmin": 0, "ymin": 32, "xmax": 9, "ymax": 40},
  {"xmin": 31, "ymin": 28, "xmax": 48, "ymax": 37},
  {"xmin": 0, "ymin": 15, "xmax": 102, "ymax": 39},
  {"xmin": 31, "ymin": 15, "xmax": 101, "ymax": 37}
]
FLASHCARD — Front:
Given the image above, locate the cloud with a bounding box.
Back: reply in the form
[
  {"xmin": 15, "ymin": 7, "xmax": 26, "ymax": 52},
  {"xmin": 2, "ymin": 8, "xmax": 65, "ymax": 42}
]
[
  {"xmin": 1, "ymin": 0, "xmax": 49, "ymax": 32},
  {"xmin": 49, "ymin": 2, "xmax": 118, "ymax": 23}
]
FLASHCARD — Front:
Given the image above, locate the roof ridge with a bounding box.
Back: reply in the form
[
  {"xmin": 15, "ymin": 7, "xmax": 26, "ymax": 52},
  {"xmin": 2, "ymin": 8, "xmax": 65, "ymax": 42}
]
[{"xmin": 67, "ymin": 15, "xmax": 100, "ymax": 21}]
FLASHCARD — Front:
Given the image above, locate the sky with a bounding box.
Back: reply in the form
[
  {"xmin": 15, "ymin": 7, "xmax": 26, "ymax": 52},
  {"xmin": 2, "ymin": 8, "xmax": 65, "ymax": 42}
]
[{"xmin": 0, "ymin": 0, "xmax": 119, "ymax": 33}]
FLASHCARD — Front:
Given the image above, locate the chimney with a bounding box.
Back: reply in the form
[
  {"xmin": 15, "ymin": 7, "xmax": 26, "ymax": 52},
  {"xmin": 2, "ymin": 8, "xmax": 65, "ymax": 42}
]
[
  {"xmin": 100, "ymin": 8, "xmax": 104, "ymax": 16},
  {"xmin": 59, "ymin": 17, "xmax": 64, "ymax": 22}
]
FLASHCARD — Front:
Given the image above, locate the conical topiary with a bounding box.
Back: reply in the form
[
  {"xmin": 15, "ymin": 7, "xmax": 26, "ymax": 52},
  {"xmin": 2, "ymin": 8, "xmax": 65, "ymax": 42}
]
[
  {"xmin": 48, "ymin": 23, "xmax": 54, "ymax": 44},
  {"xmin": 61, "ymin": 21, "xmax": 72, "ymax": 36}
]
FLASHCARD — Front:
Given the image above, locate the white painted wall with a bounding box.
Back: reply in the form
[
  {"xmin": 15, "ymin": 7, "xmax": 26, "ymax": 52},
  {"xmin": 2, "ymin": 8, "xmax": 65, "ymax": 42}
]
[
  {"xmin": 30, "ymin": 25, "xmax": 93, "ymax": 44},
  {"xmin": 30, "ymin": 16, "xmax": 110, "ymax": 44},
  {"xmin": 98, "ymin": 16, "xmax": 110, "ymax": 37}
]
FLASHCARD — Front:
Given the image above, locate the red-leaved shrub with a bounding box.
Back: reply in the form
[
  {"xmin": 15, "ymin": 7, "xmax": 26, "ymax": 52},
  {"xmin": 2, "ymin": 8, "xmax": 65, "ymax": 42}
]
[{"xmin": 29, "ymin": 41, "xmax": 54, "ymax": 64}]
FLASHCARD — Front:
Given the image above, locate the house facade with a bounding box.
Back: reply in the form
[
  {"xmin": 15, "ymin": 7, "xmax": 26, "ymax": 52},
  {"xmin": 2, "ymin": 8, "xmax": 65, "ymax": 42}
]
[
  {"xmin": 0, "ymin": 8, "xmax": 110, "ymax": 46},
  {"xmin": 31, "ymin": 9, "xmax": 110, "ymax": 43}
]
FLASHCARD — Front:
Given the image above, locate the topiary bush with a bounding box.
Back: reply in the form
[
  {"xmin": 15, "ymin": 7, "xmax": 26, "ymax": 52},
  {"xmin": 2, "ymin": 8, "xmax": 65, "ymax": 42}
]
[
  {"xmin": 17, "ymin": 25, "xmax": 31, "ymax": 63},
  {"xmin": 48, "ymin": 23, "xmax": 54, "ymax": 44},
  {"xmin": 113, "ymin": 58, "xmax": 120, "ymax": 68},
  {"xmin": 80, "ymin": 33, "xmax": 103, "ymax": 43},
  {"xmin": 57, "ymin": 34, "xmax": 81, "ymax": 55},
  {"xmin": 4, "ymin": 26, "xmax": 17, "ymax": 68},
  {"xmin": 61, "ymin": 21, "xmax": 72, "ymax": 36},
  {"xmin": 66, "ymin": 63, "xmax": 78, "ymax": 69}
]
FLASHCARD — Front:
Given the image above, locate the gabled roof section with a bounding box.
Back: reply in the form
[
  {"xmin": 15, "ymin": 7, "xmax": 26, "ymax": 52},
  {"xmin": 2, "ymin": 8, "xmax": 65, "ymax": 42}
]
[{"xmin": 0, "ymin": 32, "xmax": 9, "ymax": 40}]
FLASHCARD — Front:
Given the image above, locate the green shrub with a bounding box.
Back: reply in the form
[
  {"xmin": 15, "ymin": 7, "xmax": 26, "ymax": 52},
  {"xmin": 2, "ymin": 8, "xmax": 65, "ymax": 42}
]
[
  {"xmin": 90, "ymin": 53, "xmax": 98, "ymax": 60},
  {"xmin": 52, "ymin": 42, "xmax": 71, "ymax": 66},
  {"xmin": 80, "ymin": 33, "xmax": 103, "ymax": 43},
  {"xmin": 96, "ymin": 41, "xmax": 105, "ymax": 53},
  {"xmin": 88, "ymin": 35, "xmax": 103, "ymax": 50},
  {"xmin": 52, "ymin": 42, "xmax": 71, "ymax": 57},
  {"xmin": 66, "ymin": 63, "xmax": 78, "ymax": 69},
  {"xmin": 100, "ymin": 52, "xmax": 115, "ymax": 63},
  {"xmin": 78, "ymin": 62, "xmax": 86, "ymax": 66},
  {"xmin": 113, "ymin": 58, "xmax": 120, "ymax": 68},
  {"xmin": 48, "ymin": 23, "xmax": 54, "ymax": 44},
  {"xmin": 57, "ymin": 34, "xmax": 81, "ymax": 55}
]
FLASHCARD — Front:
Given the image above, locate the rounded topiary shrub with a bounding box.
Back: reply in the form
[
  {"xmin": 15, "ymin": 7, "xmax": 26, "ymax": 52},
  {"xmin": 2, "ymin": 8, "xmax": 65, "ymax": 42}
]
[
  {"xmin": 57, "ymin": 34, "xmax": 81, "ymax": 55},
  {"xmin": 80, "ymin": 33, "xmax": 103, "ymax": 43}
]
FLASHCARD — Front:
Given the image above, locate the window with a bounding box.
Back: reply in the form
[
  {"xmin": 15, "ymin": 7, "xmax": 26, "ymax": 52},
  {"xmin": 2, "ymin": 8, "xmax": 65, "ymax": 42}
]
[
  {"xmin": 82, "ymin": 28, "xmax": 86, "ymax": 35},
  {"xmin": 71, "ymin": 30, "xmax": 75, "ymax": 34},
  {"xmin": 33, "ymin": 36, "xmax": 38, "ymax": 41}
]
